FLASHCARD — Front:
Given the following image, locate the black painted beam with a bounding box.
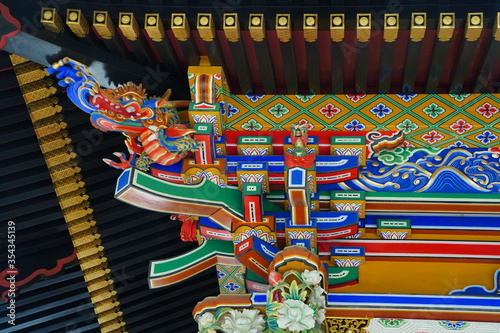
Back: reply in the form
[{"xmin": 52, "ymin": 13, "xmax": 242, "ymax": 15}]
[
  {"xmin": 331, "ymin": 41, "xmax": 343, "ymax": 93},
  {"xmin": 450, "ymin": 39, "xmax": 479, "ymax": 94},
  {"xmin": 355, "ymin": 41, "xmax": 369, "ymax": 94},
  {"xmin": 124, "ymin": 36, "xmax": 156, "ymax": 67},
  {"xmin": 279, "ymin": 40, "xmax": 298, "ymax": 94},
  {"xmin": 474, "ymin": 39, "xmax": 500, "ymax": 93},
  {"xmin": 226, "ymin": 38, "xmax": 253, "ymax": 94},
  {"xmin": 252, "ymin": 38, "xmax": 276, "ymax": 94},
  {"xmin": 305, "ymin": 39, "xmax": 320, "ymax": 94},
  {"xmin": 177, "ymin": 38, "xmax": 200, "ymax": 67},
  {"xmin": 401, "ymin": 40, "xmax": 423, "ymax": 93},
  {"xmin": 425, "ymin": 40, "xmax": 450, "ymax": 93},
  {"xmin": 378, "ymin": 40, "xmax": 397, "ymax": 94},
  {"xmin": 101, "ymin": 34, "xmax": 132, "ymax": 60},
  {"xmin": 148, "ymin": 38, "xmax": 186, "ymax": 83}
]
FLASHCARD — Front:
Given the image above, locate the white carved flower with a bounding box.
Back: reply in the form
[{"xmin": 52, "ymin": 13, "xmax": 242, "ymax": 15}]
[
  {"xmin": 221, "ymin": 309, "xmax": 265, "ymax": 333},
  {"xmin": 301, "ymin": 269, "xmax": 322, "ymax": 286},
  {"xmin": 277, "ymin": 299, "xmax": 315, "ymax": 331},
  {"xmin": 316, "ymin": 308, "xmax": 326, "ymax": 324},
  {"xmin": 198, "ymin": 312, "xmax": 216, "ymax": 333},
  {"xmin": 308, "ymin": 285, "xmax": 326, "ymax": 308}
]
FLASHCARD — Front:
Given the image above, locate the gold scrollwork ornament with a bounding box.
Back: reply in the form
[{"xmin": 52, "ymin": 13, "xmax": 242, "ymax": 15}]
[{"xmin": 325, "ymin": 318, "xmax": 370, "ymax": 333}]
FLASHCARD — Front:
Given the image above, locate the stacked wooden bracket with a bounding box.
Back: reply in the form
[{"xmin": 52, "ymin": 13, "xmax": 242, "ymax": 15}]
[{"xmin": 9, "ymin": 54, "xmax": 127, "ymax": 333}]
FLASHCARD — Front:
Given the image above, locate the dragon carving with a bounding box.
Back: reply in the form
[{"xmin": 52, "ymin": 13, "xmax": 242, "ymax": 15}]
[{"xmin": 47, "ymin": 57, "xmax": 198, "ymax": 169}]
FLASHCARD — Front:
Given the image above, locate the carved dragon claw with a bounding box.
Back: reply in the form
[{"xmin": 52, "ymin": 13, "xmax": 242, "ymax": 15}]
[
  {"xmin": 102, "ymin": 152, "xmax": 137, "ymax": 170},
  {"xmin": 125, "ymin": 137, "xmax": 143, "ymax": 155}
]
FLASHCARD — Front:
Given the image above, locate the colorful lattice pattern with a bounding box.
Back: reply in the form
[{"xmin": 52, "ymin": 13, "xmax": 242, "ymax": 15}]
[
  {"xmin": 216, "ymin": 264, "xmax": 246, "ymax": 295},
  {"xmin": 222, "ymin": 93, "xmax": 500, "ymax": 148}
]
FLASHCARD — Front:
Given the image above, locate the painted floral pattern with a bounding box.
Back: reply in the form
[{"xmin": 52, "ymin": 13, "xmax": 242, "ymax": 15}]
[
  {"xmin": 449, "ymin": 93, "xmax": 470, "ymax": 102},
  {"xmin": 371, "ymin": 103, "xmax": 393, "ymax": 118},
  {"xmin": 378, "ymin": 318, "xmax": 406, "ymax": 328},
  {"xmin": 346, "ymin": 93, "xmax": 366, "ymax": 102},
  {"xmin": 396, "ymin": 118, "xmax": 418, "ymax": 134},
  {"xmin": 448, "ymin": 141, "xmax": 469, "ymax": 148},
  {"xmin": 268, "ymin": 103, "xmax": 289, "ymax": 118},
  {"xmin": 298, "ymin": 119, "xmax": 314, "ymax": 130},
  {"xmin": 319, "ymin": 103, "xmax": 341, "ymax": 119},
  {"xmin": 438, "ymin": 321, "xmax": 470, "ymax": 330},
  {"xmin": 245, "ymin": 94, "xmax": 265, "ymax": 103},
  {"xmin": 241, "ymin": 119, "xmax": 263, "ymax": 131},
  {"xmin": 475, "ymin": 130, "xmax": 498, "ymax": 144},
  {"xmin": 423, "ymin": 103, "xmax": 446, "ymax": 118},
  {"xmin": 225, "ymin": 103, "xmax": 240, "ymax": 118},
  {"xmin": 476, "ymin": 103, "xmax": 498, "ymax": 118},
  {"xmin": 421, "ymin": 130, "xmax": 444, "ymax": 144},
  {"xmin": 400, "ymin": 141, "xmax": 416, "ymax": 148},
  {"xmin": 450, "ymin": 119, "xmax": 473, "ymax": 134},
  {"xmin": 344, "ymin": 119, "xmax": 366, "ymax": 131},
  {"xmin": 396, "ymin": 93, "xmax": 417, "ymax": 102},
  {"xmin": 295, "ymin": 94, "xmax": 314, "ymax": 102},
  {"xmin": 224, "ymin": 282, "xmax": 241, "ymax": 292}
]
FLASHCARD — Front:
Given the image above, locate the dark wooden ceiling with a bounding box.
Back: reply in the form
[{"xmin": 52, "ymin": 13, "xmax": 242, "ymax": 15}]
[{"xmin": 4, "ymin": 0, "xmax": 500, "ymax": 98}]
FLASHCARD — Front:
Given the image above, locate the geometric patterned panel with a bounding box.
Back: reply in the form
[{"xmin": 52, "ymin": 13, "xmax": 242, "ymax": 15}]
[
  {"xmin": 222, "ymin": 92, "xmax": 500, "ymax": 149},
  {"xmin": 365, "ymin": 318, "xmax": 500, "ymax": 333},
  {"xmin": 216, "ymin": 263, "xmax": 246, "ymax": 294}
]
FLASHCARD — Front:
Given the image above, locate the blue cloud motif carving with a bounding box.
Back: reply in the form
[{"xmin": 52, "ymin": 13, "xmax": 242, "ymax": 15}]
[{"xmin": 449, "ymin": 269, "xmax": 500, "ymax": 296}]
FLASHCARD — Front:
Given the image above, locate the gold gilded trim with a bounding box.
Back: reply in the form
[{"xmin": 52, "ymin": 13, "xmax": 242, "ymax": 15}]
[
  {"xmin": 171, "ymin": 13, "xmax": 190, "ymax": 41},
  {"xmin": 10, "ymin": 56, "xmax": 128, "ymax": 333},
  {"xmin": 330, "ymin": 14, "xmax": 344, "ymax": 42},
  {"xmin": 303, "ymin": 14, "xmax": 318, "ymax": 43},
  {"xmin": 411, "ymin": 12, "xmax": 426, "ymax": 42},
  {"xmin": 249, "ymin": 14, "xmax": 265, "ymax": 42},
  {"xmin": 465, "ymin": 12, "xmax": 483, "ymax": 42},
  {"xmin": 357, "ymin": 14, "xmax": 371, "ymax": 42},
  {"xmin": 66, "ymin": 9, "xmax": 89, "ymax": 38},
  {"xmin": 325, "ymin": 318, "xmax": 370, "ymax": 332},
  {"xmin": 197, "ymin": 13, "xmax": 215, "ymax": 42},
  {"xmin": 384, "ymin": 13, "xmax": 399, "ymax": 42},
  {"xmin": 438, "ymin": 12, "xmax": 455, "ymax": 42},
  {"xmin": 145, "ymin": 13, "xmax": 165, "ymax": 42},
  {"xmin": 276, "ymin": 14, "xmax": 291, "ymax": 42},
  {"xmin": 223, "ymin": 13, "xmax": 240, "ymax": 42},
  {"xmin": 93, "ymin": 11, "xmax": 115, "ymax": 39},
  {"xmin": 119, "ymin": 12, "xmax": 140, "ymax": 41},
  {"xmin": 494, "ymin": 13, "xmax": 500, "ymax": 41},
  {"xmin": 41, "ymin": 8, "xmax": 64, "ymax": 33}
]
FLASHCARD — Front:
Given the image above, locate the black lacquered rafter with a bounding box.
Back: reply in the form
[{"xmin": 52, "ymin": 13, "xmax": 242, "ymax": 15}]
[
  {"xmin": 355, "ymin": 41, "xmax": 369, "ymax": 93},
  {"xmin": 279, "ymin": 39, "xmax": 298, "ymax": 94},
  {"xmin": 305, "ymin": 39, "xmax": 320, "ymax": 94},
  {"xmin": 402, "ymin": 40, "xmax": 423, "ymax": 93},
  {"xmin": 226, "ymin": 38, "xmax": 254, "ymax": 94},
  {"xmin": 331, "ymin": 41, "xmax": 343, "ymax": 93},
  {"xmin": 252, "ymin": 39, "xmax": 276, "ymax": 94},
  {"xmin": 425, "ymin": 40, "xmax": 451, "ymax": 93}
]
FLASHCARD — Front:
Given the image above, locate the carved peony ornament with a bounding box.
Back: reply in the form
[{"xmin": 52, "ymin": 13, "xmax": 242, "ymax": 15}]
[
  {"xmin": 301, "ymin": 269, "xmax": 322, "ymax": 286},
  {"xmin": 276, "ymin": 299, "xmax": 316, "ymax": 331},
  {"xmin": 221, "ymin": 309, "xmax": 265, "ymax": 333}
]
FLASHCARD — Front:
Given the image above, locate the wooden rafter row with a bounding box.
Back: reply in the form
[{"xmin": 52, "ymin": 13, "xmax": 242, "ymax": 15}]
[{"xmin": 9, "ymin": 54, "xmax": 127, "ymax": 333}]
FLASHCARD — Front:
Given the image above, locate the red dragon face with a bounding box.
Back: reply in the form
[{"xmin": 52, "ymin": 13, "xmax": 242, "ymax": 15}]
[{"xmin": 90, "ymin": 89, "xmax": 155, "ymax": 120}]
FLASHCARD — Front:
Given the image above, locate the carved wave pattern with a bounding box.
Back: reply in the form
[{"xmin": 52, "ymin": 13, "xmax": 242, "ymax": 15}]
[{"xmin": 337, "ymin": 149, "xmax": 500, "ymax": 193}]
